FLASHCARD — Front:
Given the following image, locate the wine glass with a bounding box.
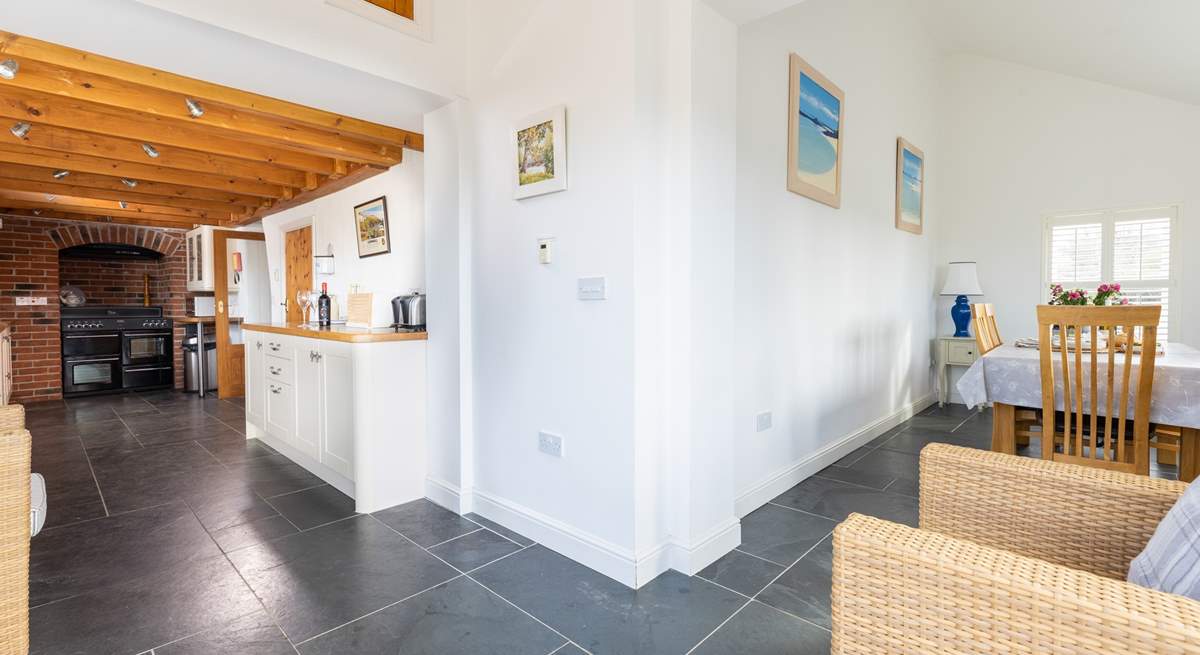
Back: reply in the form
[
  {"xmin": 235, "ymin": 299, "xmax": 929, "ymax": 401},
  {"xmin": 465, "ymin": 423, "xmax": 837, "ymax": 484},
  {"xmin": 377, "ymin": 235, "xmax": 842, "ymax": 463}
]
[{"xmin": 296, "ymin": 290, "xmax": 312, "ymax": 324}]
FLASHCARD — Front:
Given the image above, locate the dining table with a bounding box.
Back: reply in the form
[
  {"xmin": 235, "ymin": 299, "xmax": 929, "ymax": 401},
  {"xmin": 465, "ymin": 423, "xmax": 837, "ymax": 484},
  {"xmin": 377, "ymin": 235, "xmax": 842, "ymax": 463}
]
[{"xmin": 957, "ymin": 342, "xmax": 1200, "ymax": 482}]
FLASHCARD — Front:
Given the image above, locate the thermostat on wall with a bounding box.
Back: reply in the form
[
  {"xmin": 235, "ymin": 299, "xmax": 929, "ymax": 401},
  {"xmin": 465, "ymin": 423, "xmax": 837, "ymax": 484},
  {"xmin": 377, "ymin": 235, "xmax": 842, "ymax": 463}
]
[{"xmin": 538, "ymin": 238, "xmax": 554, "ymax": 265}]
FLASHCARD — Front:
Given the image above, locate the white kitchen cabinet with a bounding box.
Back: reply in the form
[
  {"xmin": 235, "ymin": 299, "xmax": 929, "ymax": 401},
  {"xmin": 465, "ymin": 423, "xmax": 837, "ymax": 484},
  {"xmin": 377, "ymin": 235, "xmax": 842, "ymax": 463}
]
[
  {"xmin": 0, "ymin": 325, "xmax": 11, "ymax": 405},
  {"xmin": 185, "ymin": 226, "xmax": 242, "ymax": 293},
  {"xmin": 317, "ymin": 341, "xmax": 354, "ymax": 479},
  {"xmin": 266, "ymin": 379, "xmax": 296, "ymax": 441},
  {"xmin": 293, "ymin": 344, "xmax": 323, "ymax": 463},
  {"xmin": 246, "ymin": 334, "xmax": 266, "ymax": 430}
]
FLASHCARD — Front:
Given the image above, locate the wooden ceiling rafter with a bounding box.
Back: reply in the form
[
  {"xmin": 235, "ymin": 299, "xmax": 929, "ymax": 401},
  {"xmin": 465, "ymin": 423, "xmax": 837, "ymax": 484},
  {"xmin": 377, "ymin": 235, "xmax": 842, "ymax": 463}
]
[
  {"xmin": 0, "ymin": 31, "xmax": 421, "ymax": 228},
  {"xmin": 0, "ymin": 207, "xmax": 201, "ymax": 229}
]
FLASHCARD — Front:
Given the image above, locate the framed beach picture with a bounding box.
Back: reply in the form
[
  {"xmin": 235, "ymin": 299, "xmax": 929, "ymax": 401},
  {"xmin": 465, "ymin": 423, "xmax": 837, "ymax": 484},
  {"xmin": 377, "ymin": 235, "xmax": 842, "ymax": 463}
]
[
  {"xmin": 895, "ymin": 138, "xmax": 924, "ymax": 234},
  {"xmin": 513, "ymin": 105, "xmax": 567, "ymax": 200},
  {"xmin": 787, "ymin": 53, "xmax": 844, "ymax": 208},
  {"xmin": 353, "ymin": 196, "xmax": 391, "ymax": 258}
]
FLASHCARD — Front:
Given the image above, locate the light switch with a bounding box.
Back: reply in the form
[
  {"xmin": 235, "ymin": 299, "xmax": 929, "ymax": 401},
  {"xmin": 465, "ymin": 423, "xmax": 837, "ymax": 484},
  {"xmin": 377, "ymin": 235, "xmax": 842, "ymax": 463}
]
[
  {"xmin": 538, "ymin": 238, "xmax": 554, "ymax": 264},
  {"xmin": 577, "ymin": 276, "xmax": 607, "ymax": 301}
]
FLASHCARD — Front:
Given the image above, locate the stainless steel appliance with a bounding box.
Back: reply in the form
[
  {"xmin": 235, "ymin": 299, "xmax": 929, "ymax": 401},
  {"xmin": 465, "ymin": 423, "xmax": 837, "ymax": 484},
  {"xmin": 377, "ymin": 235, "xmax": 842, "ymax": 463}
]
[
  {"xmin": 391, "ymin": 292, "xmax": 427, "ymax": 329},
  {"xmin": 61, "ymin": 306, "xmax": 174, "ymax": 396},
  {"xmin": 182, "ymin": 335, "xmax": 217, "ymax": 392}
]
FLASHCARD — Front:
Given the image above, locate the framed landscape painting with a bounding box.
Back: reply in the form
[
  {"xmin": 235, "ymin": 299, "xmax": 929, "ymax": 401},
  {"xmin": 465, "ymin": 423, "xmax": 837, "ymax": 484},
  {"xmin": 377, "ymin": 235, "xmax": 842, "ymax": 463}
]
[
  {"xmin": 354, "ymin": 196, "xmax": 391, "ymax": 258},
  {"xmin": 513, "ymin": 105, "xmax": 567, "ymax": 200},
  {"xmin": 787, "ymin": 53, "xmax": 844, "ymax": 208},
  {"xmin": 895, "ymin": 138, "xmax": 924, "ymax": 234}
]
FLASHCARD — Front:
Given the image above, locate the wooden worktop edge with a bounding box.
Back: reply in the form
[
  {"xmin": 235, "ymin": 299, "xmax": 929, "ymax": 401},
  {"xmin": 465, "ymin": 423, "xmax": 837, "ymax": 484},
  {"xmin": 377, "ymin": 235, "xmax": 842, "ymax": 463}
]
[{"xmin": 242, "ymin": 322, "xmax": 427, "ymax": 343}]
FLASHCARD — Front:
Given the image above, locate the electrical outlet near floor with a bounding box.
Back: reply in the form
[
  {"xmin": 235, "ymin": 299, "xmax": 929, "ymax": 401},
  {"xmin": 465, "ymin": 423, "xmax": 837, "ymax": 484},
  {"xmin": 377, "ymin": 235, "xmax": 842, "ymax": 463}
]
[
  {"xmin": 756, "ymin": 411, "xmax": 773, "ymax": 432},
  {"xmin": 538, "ymin": 431, "xmax": 564, "ymax": 458}
]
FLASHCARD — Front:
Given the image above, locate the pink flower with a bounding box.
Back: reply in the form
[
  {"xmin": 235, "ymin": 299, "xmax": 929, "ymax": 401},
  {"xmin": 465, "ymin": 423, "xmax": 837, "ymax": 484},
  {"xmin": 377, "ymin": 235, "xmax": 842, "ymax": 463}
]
[
  {"xmin": 1121, "ymin": 298, "xmax": 1130, "ymax": 305},
  {"xmin": 1098, "ymin": 284, "xmax": 1109, "ymax": 293},
  {"xmin": 1113, "ymin": 283, "xmax": 1121, "ymax": 292},
  {"xmin": 1069, "ymin": 291, "xmax": 1080, "ymax": 299}
]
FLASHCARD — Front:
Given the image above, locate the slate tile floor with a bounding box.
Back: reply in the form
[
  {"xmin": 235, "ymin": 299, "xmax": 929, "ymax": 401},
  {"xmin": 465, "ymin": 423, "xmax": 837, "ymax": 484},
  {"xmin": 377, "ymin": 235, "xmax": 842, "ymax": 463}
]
[{"xmin": 25, "ymin": 397, "xmax": 1178, "ymax": 654}]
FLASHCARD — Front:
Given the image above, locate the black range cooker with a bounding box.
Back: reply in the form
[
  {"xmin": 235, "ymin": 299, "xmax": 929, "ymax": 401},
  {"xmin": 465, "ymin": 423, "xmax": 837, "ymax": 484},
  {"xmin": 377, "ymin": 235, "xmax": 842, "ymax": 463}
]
[{"xmin": 61, "ymin": 305, "xmax": 174, "ymax": 396}]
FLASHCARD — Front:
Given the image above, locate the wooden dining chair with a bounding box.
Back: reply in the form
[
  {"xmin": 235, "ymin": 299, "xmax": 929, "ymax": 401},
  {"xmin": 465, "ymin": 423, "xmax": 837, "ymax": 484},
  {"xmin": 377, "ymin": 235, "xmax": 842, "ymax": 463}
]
[
  {"xmin": 1036, "ymin": 305, "xmax": 1161, "ymax": 475},
  {"xmin": 970, "ymin": 303, "xmax": 1002, "ymax": 355}
]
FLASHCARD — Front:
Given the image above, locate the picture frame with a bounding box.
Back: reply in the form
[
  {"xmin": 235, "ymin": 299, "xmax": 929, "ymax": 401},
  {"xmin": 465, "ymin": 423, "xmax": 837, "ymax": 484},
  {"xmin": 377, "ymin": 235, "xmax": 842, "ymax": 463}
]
[
  {"xmin": 353, "ymin": 196, "xmax": 392, "ymax": 258},
  {"xmin": 895, "ymin": 137, "xmax": 924, "ymax": 235},
  {"xmin": 787, "ymin": 53, "xmax": 844, "ymax": 208},
  {"xmin": 513, "ymin": 105, "xmax": 567, "ymax": 200}
]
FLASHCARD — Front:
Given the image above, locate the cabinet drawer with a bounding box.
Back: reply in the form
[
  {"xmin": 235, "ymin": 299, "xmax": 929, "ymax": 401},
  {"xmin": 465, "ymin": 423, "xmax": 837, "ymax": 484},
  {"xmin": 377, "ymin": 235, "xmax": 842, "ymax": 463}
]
[
  {"xmin": 265, "ymin": 355, "xmax": 292, "ymax": 383},
  {"xmin": 266, "ymin": 380, "xmax": 296, "ymax": 438},
  {"xmin": 263, "ymin": 337, "xmax": 293, "ymax": 360},
  {"xmin": 947, "ymin": 341, "xmax": 978, "ymax": 365}
]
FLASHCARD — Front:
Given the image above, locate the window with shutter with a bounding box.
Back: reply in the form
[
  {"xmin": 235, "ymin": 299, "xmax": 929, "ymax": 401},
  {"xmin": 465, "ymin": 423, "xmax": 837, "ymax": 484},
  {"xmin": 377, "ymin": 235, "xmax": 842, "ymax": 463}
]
[{"xmin": 1043, "ymin": 205, "xmax": 1178, "ymax": 341}]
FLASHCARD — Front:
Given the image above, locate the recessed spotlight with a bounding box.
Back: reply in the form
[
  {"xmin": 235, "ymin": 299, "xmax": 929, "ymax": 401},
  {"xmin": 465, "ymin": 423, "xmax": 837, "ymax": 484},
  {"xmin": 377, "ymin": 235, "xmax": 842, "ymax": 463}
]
[
  {"xmin": 185, "ymin": 98, "xmax": 204, "ymax": 118},
  {"xmin": 0, "ymin": 59, "xmax": 17, "ymax": 80},
  {"xmin": 118, "ymin": 201, "xmax": 128, "ymax": 209},
  {"xmin": 45, "ymin": 194, "xmax": 56, "ymax": 201},
  {"xmin": 10, "ymin": 122, "xmax": 30, "ymax": 138},
  {"xmin": 31, "ymin": 209, "xmax": 41, "ymax": 216},
  {"xmin": 52, "ymin": 169, "xmax": 70, "ymax": 180},
  {"xmin": 121, "ymin": 178, "xmax": 138, "ymax": 188},
  {"xmin": 141, "ymin": 143, "xmax": 159, "ymax": 158}
]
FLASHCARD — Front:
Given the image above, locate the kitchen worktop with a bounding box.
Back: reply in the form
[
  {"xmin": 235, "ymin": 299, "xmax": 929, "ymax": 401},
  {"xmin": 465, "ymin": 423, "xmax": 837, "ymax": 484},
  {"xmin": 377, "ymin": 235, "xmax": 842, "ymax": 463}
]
[
  {"xmin": 178, "ymin": 316, "xmax": 243, "ymax": 324},
  {"xmin": 242, "ymin": 322, "xmax": 428, "ymax": 343}
]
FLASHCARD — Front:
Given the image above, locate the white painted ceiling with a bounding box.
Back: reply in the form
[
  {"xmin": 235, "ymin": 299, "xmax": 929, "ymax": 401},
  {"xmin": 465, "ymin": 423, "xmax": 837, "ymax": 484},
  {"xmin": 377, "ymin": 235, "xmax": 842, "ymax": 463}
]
[{"xmin": 705, "ymin": 0, "xmax": 1200, "ymax": 107}]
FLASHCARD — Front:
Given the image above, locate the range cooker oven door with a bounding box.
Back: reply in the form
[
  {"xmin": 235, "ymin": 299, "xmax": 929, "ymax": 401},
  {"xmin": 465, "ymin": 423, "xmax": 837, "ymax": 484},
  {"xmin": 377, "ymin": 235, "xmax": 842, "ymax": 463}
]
[
  {"xmin": 122, "ymin": 364, "xmax": 173, "ymax": 390},
  {"xmin": 62, "ymin": 332, "xmax": 121, "ymax": 358},
  {"xmin": 63, "ymin": 356, "xmax": 122, "ymax": 395},
  {"xmin": 123, "ymin": 331, "xmax": 172, "ymax": 367}
]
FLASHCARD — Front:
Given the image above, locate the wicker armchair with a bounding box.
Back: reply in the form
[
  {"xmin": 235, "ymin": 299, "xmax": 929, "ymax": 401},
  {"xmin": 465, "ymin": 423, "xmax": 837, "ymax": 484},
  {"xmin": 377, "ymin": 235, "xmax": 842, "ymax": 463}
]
[
  {"xmin": 832, "ymin": 443, "xmax": 1200, "ymax": 654},
  {"xmin": 0, "ymin": 404, "xmax": 29, "ymax": 655}
]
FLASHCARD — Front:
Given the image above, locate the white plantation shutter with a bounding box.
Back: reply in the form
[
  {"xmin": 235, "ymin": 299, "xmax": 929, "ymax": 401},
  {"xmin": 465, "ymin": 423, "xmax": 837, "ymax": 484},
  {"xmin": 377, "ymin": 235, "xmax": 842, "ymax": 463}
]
[{"xmin": 1045, "ymin": 206, "xmax": 1178, "ymax": 341}]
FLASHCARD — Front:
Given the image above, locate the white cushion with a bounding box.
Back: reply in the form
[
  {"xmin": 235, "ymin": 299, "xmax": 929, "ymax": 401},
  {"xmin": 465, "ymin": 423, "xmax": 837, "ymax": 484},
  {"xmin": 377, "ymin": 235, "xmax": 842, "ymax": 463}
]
[{"xmin": 30, "ymin": 472, "xmax": 46, "ymax": 537}]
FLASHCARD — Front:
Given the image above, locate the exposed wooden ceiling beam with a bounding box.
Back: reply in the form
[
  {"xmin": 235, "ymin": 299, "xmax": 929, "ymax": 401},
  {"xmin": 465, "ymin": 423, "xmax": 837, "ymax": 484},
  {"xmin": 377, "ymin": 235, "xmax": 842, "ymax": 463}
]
[
  {"xmin": 0, "ymin": 30, "xmax": 423, "ymax": 152},
  {"xmin": 0, "ymin": 87, "xmax": 339, "ymax": 175},
  {"xmin": 8, "ymin": 121, "xmax": 311, "ymax": 188},
  {"xmin": 0, "ymin": 176, "xmax": 246, "ymax": 213},
  {"xmin": 0, "ymin": 207, "xmax": 196, "ymax": 229},
  {"xmin": 0, "ymin": 144, "xmax": 286, "ymax": 199},
  {"xmin": 0, "ymin": 162, "xmax": 264, "ymax": 207},
  {"xmin": 246, "ymin": 162, "xmax": 389, "ymax": 224},
  {"xmin": 0, "ymin": 190, "xmax": 227, "ymax": 224},
  {"xmin": 0, "ymin": 57, "xmax": 406, "ymax": 165}
]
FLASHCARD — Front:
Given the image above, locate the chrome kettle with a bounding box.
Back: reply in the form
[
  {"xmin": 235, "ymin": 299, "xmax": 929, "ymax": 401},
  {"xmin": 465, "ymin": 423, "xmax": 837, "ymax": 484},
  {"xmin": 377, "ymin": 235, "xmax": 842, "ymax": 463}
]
[{"xmin": 391, "ymin": 292, "xmax": 426, "ymax": 328}]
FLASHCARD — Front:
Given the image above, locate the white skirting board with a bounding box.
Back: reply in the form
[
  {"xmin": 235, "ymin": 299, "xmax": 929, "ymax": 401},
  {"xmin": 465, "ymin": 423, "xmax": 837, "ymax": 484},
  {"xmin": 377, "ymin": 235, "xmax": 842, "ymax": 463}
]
[{"xmin": 734, "ymin": 393, "xmax": 936, "ymax": 518}]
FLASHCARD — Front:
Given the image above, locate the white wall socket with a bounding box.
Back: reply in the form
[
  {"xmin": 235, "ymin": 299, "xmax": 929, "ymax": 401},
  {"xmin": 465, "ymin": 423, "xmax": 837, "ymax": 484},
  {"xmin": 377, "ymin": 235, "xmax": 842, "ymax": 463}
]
[
  {"xmin": 756, "ymin": 411, "xmax": 773, "ymax": 432},
  {"xmin": 577, "ymin": 276, "xmax": 606, "ymax": 301},
  {"xmin": 15, "ymin": 297, "xmax": 47, "ymax": 306},
  {"xmin": 538, "ymin": 431, "xmax": 564, "ymax": 458}
]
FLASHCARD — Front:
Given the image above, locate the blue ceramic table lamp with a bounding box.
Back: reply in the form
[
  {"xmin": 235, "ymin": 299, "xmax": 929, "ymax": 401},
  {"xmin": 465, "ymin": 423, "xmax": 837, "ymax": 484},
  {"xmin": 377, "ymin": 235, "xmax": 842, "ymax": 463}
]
[{"xmin": 940, "ymin": 261, "xmax": 984, "ymax": 337}]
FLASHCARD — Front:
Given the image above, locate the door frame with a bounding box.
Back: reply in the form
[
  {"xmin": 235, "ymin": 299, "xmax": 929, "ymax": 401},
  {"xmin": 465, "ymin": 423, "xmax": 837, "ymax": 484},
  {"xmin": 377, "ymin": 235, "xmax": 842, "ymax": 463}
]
[
  {"xmin": 275, "ymin": 215, "xmax": 314, "ymax": 323},
  {"xmin": 212, "ymin": 229, "xmax": 266, "ymax": 399}
]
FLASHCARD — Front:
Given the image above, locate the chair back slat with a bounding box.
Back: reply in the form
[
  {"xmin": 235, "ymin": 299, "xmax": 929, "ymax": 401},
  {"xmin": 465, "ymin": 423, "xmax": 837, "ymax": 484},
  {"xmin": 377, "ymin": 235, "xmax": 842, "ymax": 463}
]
[
  {"xmin": 971, "ymin": 303, "xmax": 1003, "ymax": 355},
  {"xmin": 1036, "ymin": 305, "xmax": 1160, "ymax": 475}
]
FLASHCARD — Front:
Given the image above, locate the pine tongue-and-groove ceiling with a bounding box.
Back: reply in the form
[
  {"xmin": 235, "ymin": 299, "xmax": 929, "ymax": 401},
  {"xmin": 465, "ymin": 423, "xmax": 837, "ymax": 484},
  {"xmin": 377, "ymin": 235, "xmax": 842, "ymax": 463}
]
[{"xmin": 0, "ymin": 30, "xmax": 423, "ymax": 230}]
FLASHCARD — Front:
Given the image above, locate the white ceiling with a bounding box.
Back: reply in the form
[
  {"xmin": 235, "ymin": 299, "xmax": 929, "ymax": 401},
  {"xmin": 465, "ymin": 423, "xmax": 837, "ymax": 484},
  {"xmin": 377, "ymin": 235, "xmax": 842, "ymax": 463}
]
[{"xmin": 705, "ymin": 0, "xmax": 1200, "ymax": 107}]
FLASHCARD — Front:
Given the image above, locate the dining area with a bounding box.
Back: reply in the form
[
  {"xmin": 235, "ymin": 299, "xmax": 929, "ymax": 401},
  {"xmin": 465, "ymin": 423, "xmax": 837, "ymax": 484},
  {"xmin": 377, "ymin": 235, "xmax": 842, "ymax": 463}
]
[{"xmin": 957, "ymin": 300, "xmax": 1199, "ymax": 483}]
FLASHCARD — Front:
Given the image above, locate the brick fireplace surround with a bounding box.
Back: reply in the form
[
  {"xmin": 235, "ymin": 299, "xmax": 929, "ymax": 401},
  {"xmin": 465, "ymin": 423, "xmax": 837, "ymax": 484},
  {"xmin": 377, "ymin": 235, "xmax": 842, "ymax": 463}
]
[{"xmin": 0, "ymin": 217, "xmax": 195, "ymax": 401}]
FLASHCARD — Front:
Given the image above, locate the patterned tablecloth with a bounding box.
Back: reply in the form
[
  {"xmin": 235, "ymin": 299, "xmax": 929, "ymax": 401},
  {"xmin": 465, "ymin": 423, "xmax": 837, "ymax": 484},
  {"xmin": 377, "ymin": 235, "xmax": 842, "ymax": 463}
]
[{"xmin": 957, "ymin": 343, "xmax": 1200, "ymax": 429}]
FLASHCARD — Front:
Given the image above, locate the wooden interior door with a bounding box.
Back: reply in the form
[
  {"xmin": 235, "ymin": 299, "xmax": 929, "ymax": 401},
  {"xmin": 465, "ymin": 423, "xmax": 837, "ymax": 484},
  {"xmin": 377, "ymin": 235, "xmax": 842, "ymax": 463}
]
[
  {"xmin": 213, "ymin": 229, "xmax": 266, "ymax": 399},
  {"xmin": 284, "ymin": 226, "xmax": 313, "ymax": 324}
]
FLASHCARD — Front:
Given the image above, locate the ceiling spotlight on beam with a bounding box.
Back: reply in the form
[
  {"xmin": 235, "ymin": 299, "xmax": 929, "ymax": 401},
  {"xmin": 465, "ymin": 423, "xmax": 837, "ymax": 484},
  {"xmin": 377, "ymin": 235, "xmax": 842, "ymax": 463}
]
[
  {"xmin": 52, "ymin": 169, "xmax": 70, "ymax": 180},
  {"xmin": 141, "ymin": 143, "xmax": 160, "ymax": 158},
  {"xmin": 185, "ymin": 97, "xmax": 205, "ymax": 118},
  {"xmin": 45, "ymin": 194, "xmax": 56, "ymax": 201},
  {"xmin": 118, "ymin": 201, "xmax": 128, "ymax": 209},
  {"xmin": 120, "ymin": 178, "xmax": 139, "ymax": 188},
  {"xmin": 0, "ymin": 59, "xmax": 17, "ymax": 80},
  {"xmin": 31, "ymin": 209, "xmax": 40, "ymax": 216},
  {"xmin": 10, "ymin": 122, "xmax": 30, "ymax": 138}
]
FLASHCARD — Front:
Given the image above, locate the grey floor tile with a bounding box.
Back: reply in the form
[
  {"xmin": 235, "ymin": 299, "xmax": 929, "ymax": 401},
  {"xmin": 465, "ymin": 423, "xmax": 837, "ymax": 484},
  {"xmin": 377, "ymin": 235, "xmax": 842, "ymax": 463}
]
[
  {"xmin": 552, "ymin": 645, "xmax": 588, "ymax": 655},
  {"xmin": 473, "ymin": 545, "xmax": 743, "ymax": 655},
  {"xmin": 229, "ymin": 453, "xmax": 327, "ymax": 498},
  {"xmin": 756, "ymin": 536, "xmax": 833, "ymax": 629},
  {"xmin": 196, "ymin": 435, "xmax": 276, "ymax": 464},
  {"xmin": 210, "ymin": 513, "xmax": 299, "ymax": 553},
  {"xmin": 30, "ymin": 437, "xmax": 107, "ymax": 529},
  {"xmin": 465, "ymin": 512, "xmax": 536, "ymax": 547},
  {"xmin": 696, "ymin": 549, "xmax": 784, "ymax": 597},
  {"xmin": 228, "ymin": 514, "xmax": 459, "ymax": 643},
  {"xmin": 30, "ymin": 553, "xmax": 260, "ymax": 655},
  {"xmin": 814, "ymin": 463, "xmax": 895, "ymax": 490},
  {"xmin": 88, "ymin": 441, "xmax": 233, "ymax": 514},
  {"xmin": 121, "ymin": 410, "xmax": 228, "ymax": 436},
  {"xmin": 136, "ymin": 422, "xmax": 245, "ymax": 447},
  {"xmin": 155, "ymin": 610, "xmax": 294, "ymax": 655},
  {"xmin": 846, "ymin": 448, "xmax": 920, "ymax": 497},
  {"xmin": 31, "ymin": 501, "xmax": 221, "ymax": 606},
  {"xmin": 267, "ymin": 484, "xmax": 357, "ymax": 531},
  {"xmin": 373, "ymin": 499, "xmax": 481, "ymax": 547},
  {"xmin": 299, "ymin": 576, "xmax": 564, "ymax": 655},
  {"xmin": 429, "ymin": 528, "xmax": 522, "ymax": 571},
  {"xmin": 691, "ymin": 601, "xmax": 830, "ymax": 655},
  {"xmin": 830, "ymin": 446, "xmax": 874, "ymax": 468},
  {"xmin": 771, "ymin": 476, "xmax": 918, "ymax": 527},
  {"xmin": 738, "ymin": 503, "xmax": 836, "ymax": 566},
  {"xmin": 188, "ymin": 484, "xmax": 282, "ymax": 534}
]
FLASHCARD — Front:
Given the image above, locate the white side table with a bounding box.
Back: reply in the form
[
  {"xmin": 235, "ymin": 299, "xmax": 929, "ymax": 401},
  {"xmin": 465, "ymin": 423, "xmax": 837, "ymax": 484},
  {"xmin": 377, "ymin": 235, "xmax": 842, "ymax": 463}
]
[{"xmin": 937, "ymin": 336, "xmax": 979, "ymax": 407}]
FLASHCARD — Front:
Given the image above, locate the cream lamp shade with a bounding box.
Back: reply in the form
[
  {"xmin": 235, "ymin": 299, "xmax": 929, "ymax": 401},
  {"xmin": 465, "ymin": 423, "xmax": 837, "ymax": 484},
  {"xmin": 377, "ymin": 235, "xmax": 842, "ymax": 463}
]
[{"xmin": 940, "ymin": 261, "xmax": 984, "ymax": 296}]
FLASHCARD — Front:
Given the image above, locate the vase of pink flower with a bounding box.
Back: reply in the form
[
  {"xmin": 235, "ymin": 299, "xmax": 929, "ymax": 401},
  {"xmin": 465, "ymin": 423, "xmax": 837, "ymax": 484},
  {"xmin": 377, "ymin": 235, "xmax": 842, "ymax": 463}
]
[{"xmin": 1048, "ymin": 282, "xmax": 1130, "ymax": 306}]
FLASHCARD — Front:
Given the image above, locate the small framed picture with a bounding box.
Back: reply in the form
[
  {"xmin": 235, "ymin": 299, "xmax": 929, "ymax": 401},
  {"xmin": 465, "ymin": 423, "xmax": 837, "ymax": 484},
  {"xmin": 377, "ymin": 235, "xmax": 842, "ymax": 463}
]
[
  {"xmin": 787, "ymin": 53, "xmax": 844, "ymax": 208},
  {"xmin": 513, "ymin": 105, "xmax": 567, "ymax": 199},
  {"xmin": 354, "ymin": 196, "xmax": 391, "ymax": 258},
  {"xmin": 895, "ymin": 138, "xmax": 924, "ymax": 234}
]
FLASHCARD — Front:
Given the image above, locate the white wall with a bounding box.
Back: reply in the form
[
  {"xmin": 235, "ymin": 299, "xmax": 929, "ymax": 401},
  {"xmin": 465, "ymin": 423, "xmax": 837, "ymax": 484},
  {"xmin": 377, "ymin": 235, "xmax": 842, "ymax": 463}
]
[
  {"xmin": 733, "ymin": 0, "xmax": 942, "ymax": 510},
  {"xmin": 260, "ymin": 159, "xmax": 426, "ymax": 327},
  {"xmin": 939, "ymin": 54, "xmax": 1200, "ymax": 377}
]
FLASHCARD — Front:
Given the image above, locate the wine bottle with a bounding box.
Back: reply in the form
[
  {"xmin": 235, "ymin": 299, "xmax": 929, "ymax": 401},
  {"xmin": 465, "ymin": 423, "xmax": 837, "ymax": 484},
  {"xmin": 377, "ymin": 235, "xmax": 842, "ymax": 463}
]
[{"xmin": 318, "ymin": 282, "xmax": 331, "ymax": 327}]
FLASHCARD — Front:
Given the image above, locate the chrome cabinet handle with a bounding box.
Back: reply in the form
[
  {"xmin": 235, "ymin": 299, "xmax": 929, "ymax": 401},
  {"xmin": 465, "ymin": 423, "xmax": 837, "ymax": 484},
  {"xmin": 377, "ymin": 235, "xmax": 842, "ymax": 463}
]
[
  {"xmin": 270, "ymin": 385, "xmax": 281, "ymax": 395},
  {"xmin": 268, "ymin": 366, "xmax": 280, "ymax": 375},
  {"xmin": 269, "ymin": 343, "xmax": 280, "ymax": 352},
  {"xmin": 309, "ymin": 350, "xmax": 322, "ymax": 363},
  {"xmin": 256, "ymin": 341, "xmax": 263, "ymax": 350}
]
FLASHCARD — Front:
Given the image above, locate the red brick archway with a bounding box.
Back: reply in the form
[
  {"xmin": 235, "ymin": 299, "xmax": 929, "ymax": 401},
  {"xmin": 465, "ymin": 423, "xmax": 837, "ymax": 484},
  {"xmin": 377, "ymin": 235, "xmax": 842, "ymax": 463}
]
[{"xmin": 47, "ymin": 224, "xmax": 183, "ymax": 257}]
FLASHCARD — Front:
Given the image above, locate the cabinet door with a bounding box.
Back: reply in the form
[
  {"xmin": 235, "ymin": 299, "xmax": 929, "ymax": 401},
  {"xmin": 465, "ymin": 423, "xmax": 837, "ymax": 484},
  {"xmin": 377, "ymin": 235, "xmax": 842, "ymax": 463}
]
[
  {"xmin": 266, "ymin": 380, "xmax": 296, "ymax": 441},
  {"xmin": 293, "ymin": 342, "xmax": 322, "ymax": 461},
  {"xmin": 245, "ymin": 333, "xmax": 266, "ymax": 429},
  {"xmin": 318, "ymin": 341, "xmax": 354, "ymax": 479},
  {"xmin": 1, "ymin": 330, "xmax": 10, "ymax": 405}
]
